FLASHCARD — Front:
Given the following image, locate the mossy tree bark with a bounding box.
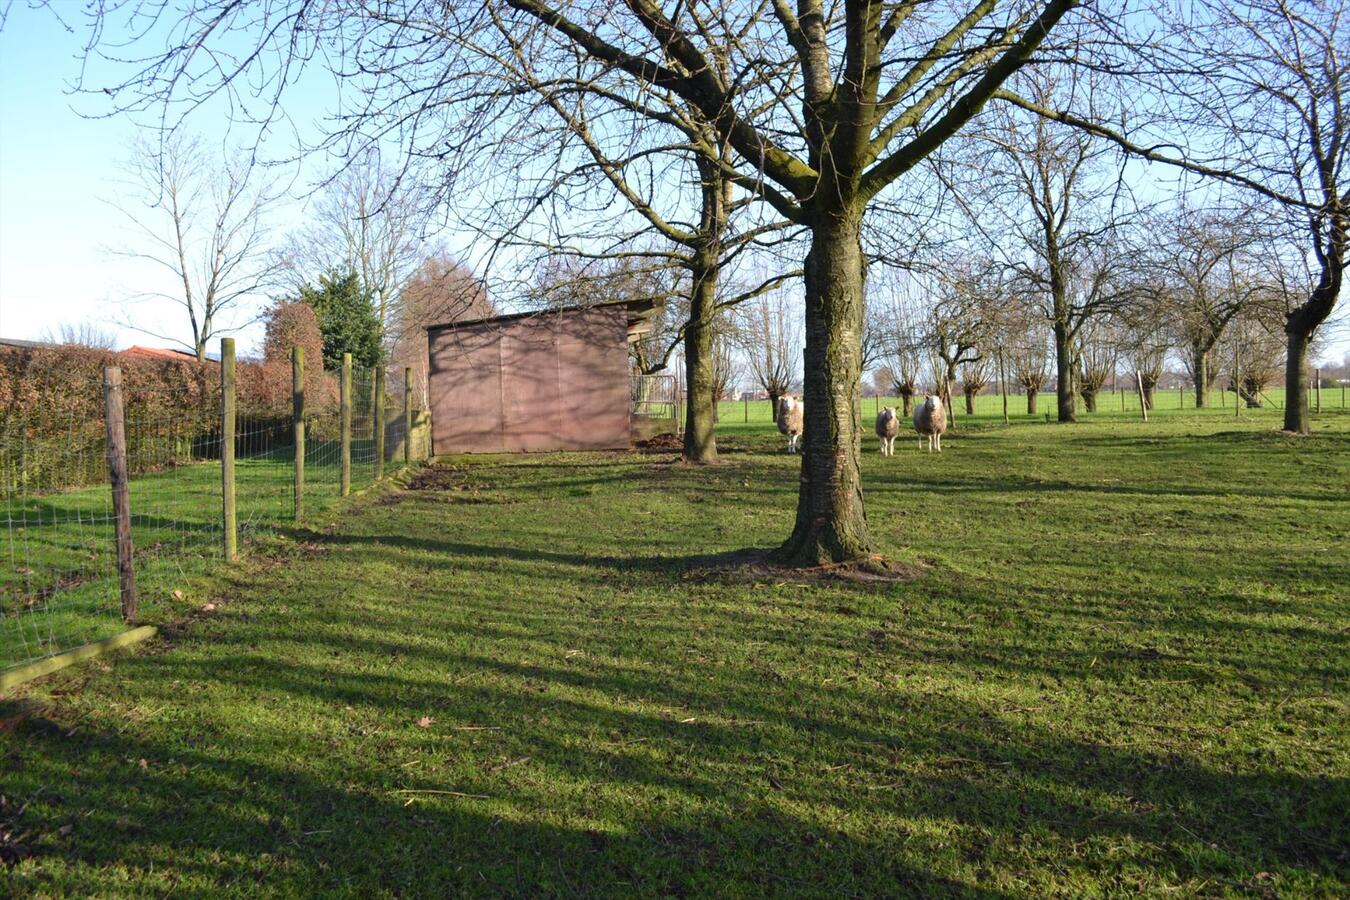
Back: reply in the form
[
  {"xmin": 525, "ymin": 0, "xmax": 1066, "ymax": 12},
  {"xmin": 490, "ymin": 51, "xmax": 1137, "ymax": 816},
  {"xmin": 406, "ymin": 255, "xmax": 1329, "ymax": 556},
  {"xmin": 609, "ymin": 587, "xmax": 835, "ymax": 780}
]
[
  {"xmin": 505, "ymin": 0, "xmax": 1077, "ymax": 565},
  {"xmin": 780, "ymin": 209, "xmax": 871, "ymax": 564},
  {"xmin": 1027, "ymin": 391, "xmax": 1039, "ymax": 415},
  {"xmin": 1190, "ymin": 347, "xmax": 1211, "ymax": 408},
  {"xmin": 682, "ymin": 245, "xmax": 720, "ymax": 464},
  {"xmin": 1053, "ymin": 321, "xmax": 1076, "ymax": 423},
  {"xmin": 1283, "ymin": 230, "xmax": 1342, "ymax": 433}
]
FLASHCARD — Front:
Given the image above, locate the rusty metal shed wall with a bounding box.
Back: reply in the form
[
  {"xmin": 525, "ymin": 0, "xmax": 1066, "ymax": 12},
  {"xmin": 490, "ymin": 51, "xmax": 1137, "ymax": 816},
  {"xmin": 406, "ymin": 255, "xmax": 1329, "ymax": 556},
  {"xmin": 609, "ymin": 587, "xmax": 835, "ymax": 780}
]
[{"xmin": 427, "ymin": 305, "xmax": 631, "ymax": 454}]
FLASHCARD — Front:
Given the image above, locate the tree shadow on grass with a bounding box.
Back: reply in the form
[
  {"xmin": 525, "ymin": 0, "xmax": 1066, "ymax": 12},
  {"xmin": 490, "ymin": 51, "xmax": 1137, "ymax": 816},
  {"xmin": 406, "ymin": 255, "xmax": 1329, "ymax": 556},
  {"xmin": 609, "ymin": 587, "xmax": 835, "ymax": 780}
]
[{"xmin": 5, "ymin": 625, "xmax": 1345, "ymax": 894}]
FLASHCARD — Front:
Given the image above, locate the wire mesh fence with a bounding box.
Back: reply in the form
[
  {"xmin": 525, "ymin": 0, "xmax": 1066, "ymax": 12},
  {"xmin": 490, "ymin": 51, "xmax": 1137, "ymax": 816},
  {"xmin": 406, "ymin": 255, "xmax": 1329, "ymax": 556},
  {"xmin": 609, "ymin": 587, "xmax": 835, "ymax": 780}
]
[{"xmin": 1, "ymin": 349, "xmax": 430, "ymax": 679}]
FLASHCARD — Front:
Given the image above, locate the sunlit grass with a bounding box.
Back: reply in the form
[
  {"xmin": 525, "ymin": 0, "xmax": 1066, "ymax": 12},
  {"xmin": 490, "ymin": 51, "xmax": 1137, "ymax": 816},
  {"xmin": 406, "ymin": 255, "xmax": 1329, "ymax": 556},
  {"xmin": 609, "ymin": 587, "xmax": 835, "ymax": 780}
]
[{"xmin": 3, "ymin": 410, "xmax": 1347, "ymax": 895}]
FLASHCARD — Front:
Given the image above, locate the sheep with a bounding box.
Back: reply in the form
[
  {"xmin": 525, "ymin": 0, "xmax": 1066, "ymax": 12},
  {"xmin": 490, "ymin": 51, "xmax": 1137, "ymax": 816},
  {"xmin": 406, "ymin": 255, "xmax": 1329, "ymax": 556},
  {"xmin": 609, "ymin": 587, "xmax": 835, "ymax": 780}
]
[
  {"xmin": 776, "ymin": 395, "xmax": 803, "ymax": 453},
  {"xmin": 912, "ymin": 395, "xmax": 947, "ymax": 452},
  {"xmin": 875, "ymin": 406, "xmax": 899, "ymax": 455}
]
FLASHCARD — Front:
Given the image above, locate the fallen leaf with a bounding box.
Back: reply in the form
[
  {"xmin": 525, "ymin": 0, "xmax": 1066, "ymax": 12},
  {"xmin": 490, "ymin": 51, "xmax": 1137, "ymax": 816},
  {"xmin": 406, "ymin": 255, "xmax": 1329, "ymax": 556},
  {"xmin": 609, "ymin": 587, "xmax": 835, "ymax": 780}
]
[
  {"xmin": 138, "ymin": 758, "xmax": 149, "ymax": 770},
  {"xmin": 416, "ymin": 716, "xmax": 433, "ymax": 728},
  {"xmin": 172, "ymin": 590, "xmax": 184, "ymax": 601}
]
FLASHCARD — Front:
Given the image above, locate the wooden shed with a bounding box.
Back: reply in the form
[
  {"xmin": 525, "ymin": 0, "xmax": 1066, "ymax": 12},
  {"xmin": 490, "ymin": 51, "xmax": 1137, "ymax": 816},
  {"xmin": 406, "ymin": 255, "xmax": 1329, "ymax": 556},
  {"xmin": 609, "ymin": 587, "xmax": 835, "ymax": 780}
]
[{"xmin": 426, "ymin": 299, "xmax": 664, "ymax": 455}]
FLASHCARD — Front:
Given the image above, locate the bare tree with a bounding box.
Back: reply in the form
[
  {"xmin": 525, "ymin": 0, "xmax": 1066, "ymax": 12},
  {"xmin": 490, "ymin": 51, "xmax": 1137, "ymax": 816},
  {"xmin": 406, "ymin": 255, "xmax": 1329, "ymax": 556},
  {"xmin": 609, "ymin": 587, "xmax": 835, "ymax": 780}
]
[
  {"xmin": 1009, "ymin": 318, "xmax": 1052, "ymax": 415},
  {"xmin": 1001, "ymin": 0, "xmax": 1349, "ymax": 433},
  {"xmin": 973, "ymin": 76, "xmax": 1137, "ymax": 423},
  {"xmin": 1075, "ymin": 319, "xmax": 1119, "ymax": 413},
  {"xmin": 1221, "ymin": 304, "xmax": 1286, "ymax": 408},
  {"xmin": 44, "ymin": 323, "xmax": 118, "ymax": 350},
  {"xmin": 109, "ymin": 133, "xmax": 280, "ymax": 361},
  {"xmin": 390, "ymin": 253, "xmax": 495, "ymax": 407},
  {"xmin": 277, "ymin": 149, "xmax": 427, "ymax": 334},
  {"xmin": 925, "ymin": 261, "xmax": 1000, "ymax": 417},
  {"xmin": 738, "ymin": 290, "xmax": 801, "ymax": 415},
  {"xmin": 1146, "ymin": 205, "xmax": 1266, "ymax": 407},
  {"xmin": 958, "ymin": 357, "xmax": 992, "ymax": 415},
  {"xmin": 710, "ymin": 317, "xmax": 740, "ymax": 414}
]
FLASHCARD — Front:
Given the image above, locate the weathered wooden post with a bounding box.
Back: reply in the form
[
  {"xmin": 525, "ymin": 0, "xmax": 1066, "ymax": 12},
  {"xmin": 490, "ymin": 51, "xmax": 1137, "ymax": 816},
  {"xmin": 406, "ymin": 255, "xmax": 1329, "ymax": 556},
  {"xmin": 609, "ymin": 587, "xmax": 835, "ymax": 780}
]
[
  {"xmin": 998, "ymin": 347, "xmax": 1009, "ymax": 425},
  {"xmin": 220, "ymin": 338, "xmax": 237, "ymax": 560},
  {"xmin": 374, "ymin": 364, "xmax": 386, "ymax": 481},
  {"xmin": 744, "ymin": 394, "xmax": 748, "ymax": 422},
  {"xmin": 340, "ymin": 352, "xmax": 352, "ymax": 497},
  {"xmin": 404, "ymin": 366, "xmax": 413, "ymax": 465},
  {"xmin": 103, "ymin": 366, "xmax": 137, "ymax": 623},
  {"xmin": 1315, "ymin": 368, "xmax": 1322, "ymax": 413},
  {"xmin": 1135, "ymin": 372, "xmax": 1149, "ymax": 423},
  {"xmin": 292, "ymin": 346, "xmax": 305, "ymax": 521}
]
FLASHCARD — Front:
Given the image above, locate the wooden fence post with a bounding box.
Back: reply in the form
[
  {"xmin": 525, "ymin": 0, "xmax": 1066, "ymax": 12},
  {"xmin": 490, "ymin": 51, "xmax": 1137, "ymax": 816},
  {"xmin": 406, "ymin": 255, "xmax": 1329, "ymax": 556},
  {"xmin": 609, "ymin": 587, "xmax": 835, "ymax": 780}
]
[
  {"xmin": 998, "ymin": 348, "xmax": 1009, "ymax": 424},
  {"xmin": 404, "ymin": 366, "xmax": 413, "ymax": 465},
  {"xmin": 103, "ymin": 367, "xmax": 137, "ymax": 623},
  {"xmin": 1135, "ymin": 372, "xmax": 1149, "ymax": 423},
  {"xmin": 374, "ymin": 365, "xmax": 386, "ymax": 481},
  {"xmin": 220, "ymin": 338, "xmax": 237, "ymax": 560},
  {"xmin": 744, "ymin": 395, "xmax": 748, "ymax": 422},
  {"xmin": 293, "ymin": 346, "xmax": 305, "ymax": 521},
  {"xmin": 1315, "ymin": 368, "xmax": 1321, "ymax": 413},
  {"xmin": 340, "ymin": 352, "xmax": 352, "ymax": 496}
]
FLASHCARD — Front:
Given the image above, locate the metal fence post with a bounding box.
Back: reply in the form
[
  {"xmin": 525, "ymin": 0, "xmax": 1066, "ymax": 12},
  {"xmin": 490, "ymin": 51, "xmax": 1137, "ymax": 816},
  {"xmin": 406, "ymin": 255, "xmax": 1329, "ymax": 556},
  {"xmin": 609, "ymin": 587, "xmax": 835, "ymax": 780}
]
[
  {"xmin": 103, "ymin": 366, "xmax": 137, "ymax": 623},
  {"xmin": 374, "ymin": 365, "xmax": 386, "ymax": 481},
  {"xmin": 220, "ymin": 338, "xmax": 237, "ymax": 560},
  {"xmin": 293, "ymin": 346, "xmax": 305, "ymax": 521},
  {"xmin": 404, "ymin": 366, "xmax": 413, "ymax": 465},
  {"xmin": 340, "ymin": 353, "xmax": 352, "ymax": 496}
]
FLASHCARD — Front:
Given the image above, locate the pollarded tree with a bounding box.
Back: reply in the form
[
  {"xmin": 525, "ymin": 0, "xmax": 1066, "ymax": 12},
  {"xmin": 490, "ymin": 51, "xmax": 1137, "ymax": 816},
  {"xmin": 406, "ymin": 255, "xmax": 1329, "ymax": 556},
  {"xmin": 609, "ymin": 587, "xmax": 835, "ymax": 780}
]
[
  {"xmin": 1075, "ymin": 319, "xmax": 1119, "ymax": 413},
  {"xmin": 1001, "ymin": 0, "xmax": 1349, "ymax": 434},
  {"xmin": 1010, "ymin": 324, "xmax": 1052, "ymax": 415},
  {"xmin": 737, "ymin": 290, "xmax": 801, "ymax": 416},
  {"xmin": 1221, "ymin": 305, "xmax": 1286, "ymax": 408},
  {"xmin": 974, "ymin": 74, "xmax": 1136, "ymax": 423},
  {"xmin": 1148, "ymin": 205, "xmax": 1266, "ymax": 408},
  {"xmin": 959, "ymin": 357, "xmax": 992, "ymax": 416}
]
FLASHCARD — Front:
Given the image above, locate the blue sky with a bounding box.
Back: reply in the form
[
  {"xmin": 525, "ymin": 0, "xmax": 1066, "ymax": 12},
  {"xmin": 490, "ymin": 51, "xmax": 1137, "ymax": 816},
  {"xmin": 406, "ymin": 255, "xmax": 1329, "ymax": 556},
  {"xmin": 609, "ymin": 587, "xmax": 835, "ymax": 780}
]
[
  {"xmin": 0, "ymin": 3, "xmax": 1346, "ymax": 367},
  {"xmin": 0, "ymin": 2, "xmax": 320, "ymax": 356}
]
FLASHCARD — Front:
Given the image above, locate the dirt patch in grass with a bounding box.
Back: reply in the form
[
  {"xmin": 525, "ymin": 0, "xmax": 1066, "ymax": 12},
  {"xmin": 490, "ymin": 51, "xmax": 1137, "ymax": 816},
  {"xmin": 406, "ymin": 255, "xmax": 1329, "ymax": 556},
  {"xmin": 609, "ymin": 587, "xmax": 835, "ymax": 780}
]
[
  {"xmin": 633, "ymin": 433, "xmax": 683, "ymax": 452},
  {"xmin": 682, "ymin": 548, "xmax": 926, "ymax": 586}
]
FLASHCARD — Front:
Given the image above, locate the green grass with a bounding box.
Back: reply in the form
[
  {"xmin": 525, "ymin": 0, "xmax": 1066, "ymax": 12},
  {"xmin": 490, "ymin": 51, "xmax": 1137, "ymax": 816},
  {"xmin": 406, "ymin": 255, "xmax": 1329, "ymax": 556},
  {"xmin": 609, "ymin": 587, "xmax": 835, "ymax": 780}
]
[
  {"xmin": 2, "ymin": 410, "xmax": 1348, "ymax": 895},
  {"xmin": 1, "ymin": 438, "xmax": 382, "ymax": 668}
]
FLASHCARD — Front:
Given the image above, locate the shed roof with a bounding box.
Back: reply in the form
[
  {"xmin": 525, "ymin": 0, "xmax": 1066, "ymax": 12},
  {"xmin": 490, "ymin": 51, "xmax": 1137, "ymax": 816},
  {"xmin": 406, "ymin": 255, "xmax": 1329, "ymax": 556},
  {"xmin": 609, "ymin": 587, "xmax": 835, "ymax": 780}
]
[{"xmin": 425, "ymin": 297, "xmax": 664, "ymax": 343}]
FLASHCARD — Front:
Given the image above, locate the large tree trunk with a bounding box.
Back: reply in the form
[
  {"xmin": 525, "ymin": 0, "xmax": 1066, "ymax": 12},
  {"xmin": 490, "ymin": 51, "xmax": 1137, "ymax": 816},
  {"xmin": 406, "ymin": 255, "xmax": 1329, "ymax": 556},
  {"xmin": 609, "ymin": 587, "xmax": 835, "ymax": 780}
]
[
  {"xmin": 1053, "ymin": 323, "xmax": 1076, "ymax": 423},
  {"xmin": 1026, "ymin": 390, "xmax": 1038, "ymax": 415},
  {"xmin": 1283, "ymin": 329, "xmax": 1310, "ymax": 433},
  {"xmin": 963, "ymin": 389, "xmax": 976, "ymax": 416},
  {"xmin": 681, "ymin": 250, "xmax": 718, "ymax": 464},
  {"xmin": 900, "ymin": 391, "xmax": 914, "ymax": 417},
  {"xmin": 1081, "ymin": 389, "xmax": 1097, "ymax": 413},
  {"xmin": 1141, "ymin": 382, "xmax": 1155, "ymax": 410},
  {"xmin": 779, "ymin": 211, "xmax": 870, "ymax": 565},
  {"xmin": 1192, "ymin": 346, "xmax": 1210, "ymax": 408}
]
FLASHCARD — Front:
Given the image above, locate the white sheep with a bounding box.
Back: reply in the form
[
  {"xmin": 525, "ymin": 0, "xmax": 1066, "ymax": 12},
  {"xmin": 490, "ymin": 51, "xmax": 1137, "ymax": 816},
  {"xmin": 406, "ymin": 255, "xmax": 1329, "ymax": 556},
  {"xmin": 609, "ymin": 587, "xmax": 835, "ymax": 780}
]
[
  {"xmin": 912, "ymin": 395, "xmax": 947, "ymax": 452},
  {"xmin": 875, "ymin": 406, "xmax": 899, "ymax": 455},
  {"xmin": 776, "ymin": 396, "xmax": 803, "ymax": 453}
]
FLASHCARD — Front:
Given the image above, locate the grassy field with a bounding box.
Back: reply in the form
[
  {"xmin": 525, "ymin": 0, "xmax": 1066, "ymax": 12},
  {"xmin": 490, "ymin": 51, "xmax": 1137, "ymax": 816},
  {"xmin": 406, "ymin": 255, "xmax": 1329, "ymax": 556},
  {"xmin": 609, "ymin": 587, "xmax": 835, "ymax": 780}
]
[
  {"xmin": 2, "ymin": 408, "xmax": 1347, "ymax": 895},
  {"xmin": 1, "ymin": 438, "xmax": 383, "ymax": 669}
]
